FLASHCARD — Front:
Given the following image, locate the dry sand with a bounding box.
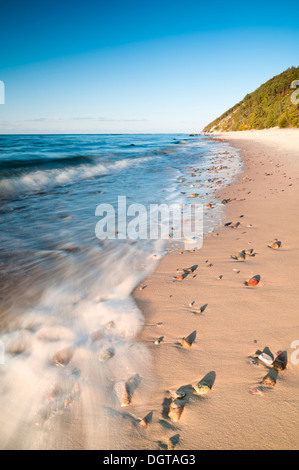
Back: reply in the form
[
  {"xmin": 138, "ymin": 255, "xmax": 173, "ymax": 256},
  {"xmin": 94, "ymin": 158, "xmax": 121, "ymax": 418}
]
[{"xmin": 133, "ymin": 128, "xmax": 299, "ymax": 450}]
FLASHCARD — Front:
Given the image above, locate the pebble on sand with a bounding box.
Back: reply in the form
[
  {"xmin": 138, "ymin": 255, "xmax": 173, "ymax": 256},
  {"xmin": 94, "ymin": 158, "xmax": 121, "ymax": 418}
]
[
  {"xmin": 154, "ymin": 336, "xmax": 164, "ymax": 345},
  {"xmin": 52, "ymin": 347, "xmax": 74, "ymax": 367},
  {"xmin": 245, "ymin": 275, "xmax": 260, "ymax": 287},
  {"xmin": 245, "ymin": 248, "xmax": 256, "ymax": 256},
  {"xmin": 181, "ymin": 330, "xmax": 196, "ymax": 348},
  {"xmin": 273, "ymin": 351, "xmax": 287, "ymax": 371},
  {"xmin": 181, "ymin": 338, "xmax": 192, "ymax": 348},
  {"xmin": 262, "ymin": 374, "xmax": 276, "ymax": 387},
  {"xmin": 193, "ymin": 381, "xmax": 211, "ymax": 396},
  {"xmin": 139, "ymin": 418, "xmax": 149, "ymax": 429},
  {"xmin": 173, "ymin": 390, "xmax": 186, "ymax": 400},
  {"xmin": 250, "ymin": 387, "xmax": 264, "ymax": 396},
  {"xmin": 268, "ymin": 240, "xmax": 282, "ymax": 249},
  {"xmin": 258, "ymin": 352, "xmax": 273, "ymax": 366},
  {"xmin": 231, "ymin": 250, "xmax": 246, "ymax": 261},
  {"xmin": 120, "ymin": 382, "xmax": 131, "ymax": 407},
  {"xmin": 168, "ymin": 401, "xmax": 185, "ymax": 422},
  {"xmin": 99, "ymin": 347, "xmax": 115, "ymax": 362}
]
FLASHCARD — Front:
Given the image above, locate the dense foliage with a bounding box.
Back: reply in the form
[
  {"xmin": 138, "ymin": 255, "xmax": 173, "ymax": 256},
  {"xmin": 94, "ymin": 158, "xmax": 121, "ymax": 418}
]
[{"xmin": 203, "ymin": 67, "xmax": 299, "ymax": 132}]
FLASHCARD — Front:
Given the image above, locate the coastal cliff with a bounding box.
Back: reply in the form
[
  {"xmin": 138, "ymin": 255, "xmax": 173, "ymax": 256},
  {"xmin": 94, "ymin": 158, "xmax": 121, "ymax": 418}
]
[{"xmin": 204, "ymin": 66, "xmax": 299, "ymax": 132}]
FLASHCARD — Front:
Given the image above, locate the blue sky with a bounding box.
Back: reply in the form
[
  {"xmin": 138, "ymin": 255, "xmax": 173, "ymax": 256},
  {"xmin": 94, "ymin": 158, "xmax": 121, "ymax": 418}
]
[{"xmin": 0, "ymin": 0, "xmax": 299, "ymax": 134}]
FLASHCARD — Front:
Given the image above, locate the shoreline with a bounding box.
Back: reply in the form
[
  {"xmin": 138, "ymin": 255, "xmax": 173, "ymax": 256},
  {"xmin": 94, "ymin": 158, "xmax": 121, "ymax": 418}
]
[{"xmin": 133, "ymin": 128, "xmax": 299, "ymax": 450}]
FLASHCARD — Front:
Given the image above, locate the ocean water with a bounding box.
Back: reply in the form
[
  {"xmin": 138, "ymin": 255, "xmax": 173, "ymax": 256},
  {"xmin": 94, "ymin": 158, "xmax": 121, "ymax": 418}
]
[{"xmin": 0, "ymin": 134, "xmax": 241, "ymax": 449}]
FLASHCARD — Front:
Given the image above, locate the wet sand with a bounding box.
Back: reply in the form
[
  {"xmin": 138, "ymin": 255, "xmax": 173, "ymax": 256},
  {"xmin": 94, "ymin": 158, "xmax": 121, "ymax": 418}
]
[{"xmin": 133, "ymin": 128, "xmax": 299, "ymax": 450}]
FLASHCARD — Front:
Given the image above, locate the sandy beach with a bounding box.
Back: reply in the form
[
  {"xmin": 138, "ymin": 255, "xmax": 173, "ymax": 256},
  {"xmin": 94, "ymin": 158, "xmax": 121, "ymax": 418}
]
[
  {"xmin": 133, "ymin": 128, "xmax": 299, "ymax": 450},
  {"xmin": 1, "ymin": 0, "xmax": 298, "ymax": 453}
]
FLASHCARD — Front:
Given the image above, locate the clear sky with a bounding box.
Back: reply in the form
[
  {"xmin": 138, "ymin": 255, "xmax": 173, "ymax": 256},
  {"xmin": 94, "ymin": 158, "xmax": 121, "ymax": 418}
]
[{"xmin": 0, "ymin": 0, "xmax": 299, "ymax": 134}]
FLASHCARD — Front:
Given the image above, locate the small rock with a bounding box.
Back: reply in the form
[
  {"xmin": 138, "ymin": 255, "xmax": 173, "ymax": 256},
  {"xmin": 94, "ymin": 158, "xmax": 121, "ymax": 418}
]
[
  {"xmin": 250, "ymin": 387, "xmax": 264, "ymax": 396},
  {"xmin": 154, "ymin": 336, "xmax": 164, "ymax": 345},
  {"xmin": 193, "ymin": 382, "xmax": 211, "ymax": 396},
  {"xmin": 262, "ymin": 375, "xmax": 276, "ymax": 387},
  {"xmin": 258, "ymin": 352, "xmax": 273, "ymax": 366},
  {"xmin": 52, "ymin": 348, "xmax": 74, "ymax": 367},
  {"xmin": 173, "ymin": 390, "xmax": 186, "ymax": 400},
  {"xmin": 168, "ymin": 401, "xmax": 185, "ymax": 422},
  {"xmin": 99, "ymin": 347, "xmax": 115, "ymax": 362},
  {"xmin": 120, "ymin": 382, "xmax": 131, "ymax": 407}
]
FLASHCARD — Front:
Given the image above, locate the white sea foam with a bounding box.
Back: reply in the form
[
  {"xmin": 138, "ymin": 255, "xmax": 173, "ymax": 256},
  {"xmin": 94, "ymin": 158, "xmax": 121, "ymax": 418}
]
[
  {"xmin": 0, "ymin": 238, "xmax": 164, "ymax": 449},
  {"xmin": 0, "ymin": 155, "xmax": 157, "ymax": 197}
]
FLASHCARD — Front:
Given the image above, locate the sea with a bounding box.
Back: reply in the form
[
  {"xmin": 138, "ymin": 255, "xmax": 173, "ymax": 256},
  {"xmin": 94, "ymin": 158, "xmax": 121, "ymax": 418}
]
[{"xmin": 0, "ymin": 134, "xmax": 242, "ymax": 448}]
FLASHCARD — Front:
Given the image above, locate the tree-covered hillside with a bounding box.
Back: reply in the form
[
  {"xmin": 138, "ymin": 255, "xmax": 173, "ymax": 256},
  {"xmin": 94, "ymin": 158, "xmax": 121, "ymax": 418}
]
[{"xmin": 203, "ymin": 67, "xmax": 299, "ymax": 132}]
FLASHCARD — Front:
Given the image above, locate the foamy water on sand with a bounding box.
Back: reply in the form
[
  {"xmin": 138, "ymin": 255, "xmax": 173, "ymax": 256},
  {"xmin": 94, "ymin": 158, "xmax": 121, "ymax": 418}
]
[{"xmin": 0, "ymin": 134, "xmax": 241, "ymax": 449}]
